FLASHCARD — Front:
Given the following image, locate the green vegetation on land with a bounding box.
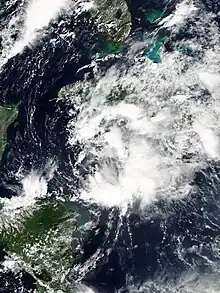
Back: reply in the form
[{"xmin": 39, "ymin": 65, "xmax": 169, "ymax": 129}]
[
  {"xmin": 0, "ymin": 105, "xmax": 18, "ymax": 160},
  {"xmin": 90, "ymin": 0, "xmax": 131, "ymax": 43},
  {"xmin": 0, "ymin": 200, "xmax": 77, "ymax": 292}
]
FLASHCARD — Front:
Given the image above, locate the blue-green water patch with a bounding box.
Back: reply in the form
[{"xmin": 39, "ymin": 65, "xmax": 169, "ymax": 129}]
[
  {"xmin": 144, "ymin": 33, "xmax": 168, "ymax": 63},
  {"xmin": 145, "ymin": 9, "xmax": 165, "ymax": 23}
]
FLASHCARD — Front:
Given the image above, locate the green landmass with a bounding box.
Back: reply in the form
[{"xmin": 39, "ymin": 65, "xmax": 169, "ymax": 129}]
[
  {"xmin": 90, "ymin": 0, "xmax": 131, "ymax": 43},
  {"xmin": 106, "ymin": 84, "xmax": 132, "ymax": 104},
  {"xmin": 0, "ymin": 105, "xmax": 18, "ymax": 160},
  {"xmin": 57, "ymin": 79, "xmax": 94, "ymax": 102},
  {"xmin": 0, "ymin": 200, "xmax": 77, "ymax": 292}
]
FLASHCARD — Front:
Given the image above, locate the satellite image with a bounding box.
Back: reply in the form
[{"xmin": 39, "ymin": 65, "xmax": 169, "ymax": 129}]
[{"xmin": 1, "ymin": 0, "xmax": 220, "ymax": 292}]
